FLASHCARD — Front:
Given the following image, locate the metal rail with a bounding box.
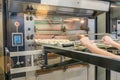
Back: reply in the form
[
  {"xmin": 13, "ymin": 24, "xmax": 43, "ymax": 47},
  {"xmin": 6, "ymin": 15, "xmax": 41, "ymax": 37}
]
[{"xmin": 43, "ymin": 45, "xmax": 120, "ymax": 72}]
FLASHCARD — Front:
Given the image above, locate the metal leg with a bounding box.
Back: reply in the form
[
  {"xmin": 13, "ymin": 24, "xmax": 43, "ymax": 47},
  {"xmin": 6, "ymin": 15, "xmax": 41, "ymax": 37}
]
[
  {"xmin": 106, "ymin": 69, "xmax": 111, "ymax": 80},
  {"xmin": 25, "ymin": 75, "xmax": 27, "ymax": 80},
  {"xmin": 95, "ymin": 66, "xmax": 98, "ymax": 80}
]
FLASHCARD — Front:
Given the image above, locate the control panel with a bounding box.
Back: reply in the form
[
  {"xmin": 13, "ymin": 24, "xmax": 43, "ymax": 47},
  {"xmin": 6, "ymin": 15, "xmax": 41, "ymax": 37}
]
[
  {"xmin": 24, "ymin": 14, "xmax": 35, "ymax": 67},
  {"xmin": 24, "ymin": 14, "xmax": 35, "ymax": 50},
  {"xmin": 12, "ymin": 33, "xmax": 23, "ymax": 46}
]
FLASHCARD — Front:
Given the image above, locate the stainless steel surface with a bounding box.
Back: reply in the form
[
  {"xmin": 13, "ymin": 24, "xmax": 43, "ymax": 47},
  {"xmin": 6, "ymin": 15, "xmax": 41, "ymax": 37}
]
[
  {"xmin": 8, "ymin": 0, "xmax": 110, "ymax": 17},
  {"xmin": 10, "ymin": 50, "xmax": 43, "ymax": 73},
  {"xmin": 40, "ymin": 0, "xmax": 109, "ymax": 11},
  {"xmin": 10, "ymin": 50, "xmax": 42, "ymax": 57},
  {"xmin": 24, "ymin": 14, "xmax": 35, "ymax": 50},
  {"xmin": 24, "ymin": 14, "xmax": 36, "ymax": 71}
]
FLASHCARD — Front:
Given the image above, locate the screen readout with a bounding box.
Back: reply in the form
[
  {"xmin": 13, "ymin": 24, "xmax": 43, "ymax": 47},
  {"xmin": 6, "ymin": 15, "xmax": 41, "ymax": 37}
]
[
  {"xmin": 14, "ymin": 35, "xmax": 21, "ymax": 44},
  {"xmin": 12, "ymin": 33, "xmax": 23, "ymax": 46}
]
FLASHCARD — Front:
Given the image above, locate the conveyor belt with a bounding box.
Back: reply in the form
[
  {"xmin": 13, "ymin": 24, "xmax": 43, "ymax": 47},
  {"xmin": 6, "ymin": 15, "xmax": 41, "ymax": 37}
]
[{"xmin": 43, "ymin": 45, "xmax": 120, "ymax": 72}]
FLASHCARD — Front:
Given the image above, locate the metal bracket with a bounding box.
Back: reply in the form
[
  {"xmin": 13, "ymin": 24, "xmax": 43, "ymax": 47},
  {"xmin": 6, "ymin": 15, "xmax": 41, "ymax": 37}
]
[{"xmin": 41, "ymin": 59, "xmax": 85, "ymax": 69}]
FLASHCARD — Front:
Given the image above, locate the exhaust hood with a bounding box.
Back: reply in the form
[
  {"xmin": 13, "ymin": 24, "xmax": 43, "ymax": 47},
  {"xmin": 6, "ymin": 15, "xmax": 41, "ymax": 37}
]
[{"xmin": 8, "ymin": 0, "xmax": 110, "ymax": 18}]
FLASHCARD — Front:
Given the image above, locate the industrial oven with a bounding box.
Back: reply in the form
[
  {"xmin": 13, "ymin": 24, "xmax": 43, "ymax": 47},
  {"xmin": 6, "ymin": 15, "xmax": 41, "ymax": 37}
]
[{"xmin": 1, "ymin": 0, "xmax": 120, "ymax": 80}]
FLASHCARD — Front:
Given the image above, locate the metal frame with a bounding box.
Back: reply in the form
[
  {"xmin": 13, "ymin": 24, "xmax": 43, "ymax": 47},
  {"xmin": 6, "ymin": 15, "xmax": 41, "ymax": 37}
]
[
  {"xmin": 106, "ymin": 11, "xmax": 111, "ymax": 80},
  {"xmin": 10, "ymin": 50, "xmax": 42, "ymax": 74},
  {"xmin": 42, "ymin": 59, "xmax": 84, "ymax": 69},
  {"xmin": 43, "ymin": 45, "xmax": 120, "ymax": 80},
  {"xmin": 43, "ymin": 45, "xmax": 120, "ymax": 72},
  {"xmin": 3, "ymin": 0, "xmax": 11, "ymax": 80}
]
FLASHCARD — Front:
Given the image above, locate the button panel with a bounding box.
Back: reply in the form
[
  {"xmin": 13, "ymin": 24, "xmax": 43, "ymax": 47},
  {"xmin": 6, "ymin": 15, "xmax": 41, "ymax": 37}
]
[{"xmin": 24, "ymin": 14, "xmax": 34, "ymax": 50}]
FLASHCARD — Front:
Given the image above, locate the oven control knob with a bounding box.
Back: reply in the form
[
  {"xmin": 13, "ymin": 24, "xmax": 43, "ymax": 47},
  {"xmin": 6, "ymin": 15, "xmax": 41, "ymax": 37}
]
[
  {"xmin": 26, "ymin": 36, "xmax": 29, "ymax": 40},
  {"xmin": 30, "ymin": 34, "xmax": 34, "ymax": 40},
  {"xmin": 28, "ymin": 28, "xmax": 31, "ymax": 31},
  {"xmin": 30, "ymin": 16, "xmax": 33, "ymax": 21},
  {"xmin": 118, "ymin": 34, "xmax": 120, "ymax": 36}
]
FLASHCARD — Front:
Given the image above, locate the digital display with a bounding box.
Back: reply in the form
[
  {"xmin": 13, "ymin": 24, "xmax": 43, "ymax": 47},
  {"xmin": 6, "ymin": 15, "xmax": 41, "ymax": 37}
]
[
  {"xmin": 14, "ymin": 35, "xmax": 21, "ymax": 44},
  {"xmin": 12, "ymin": 33, "xmax": 23, "ymax": 46}
]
